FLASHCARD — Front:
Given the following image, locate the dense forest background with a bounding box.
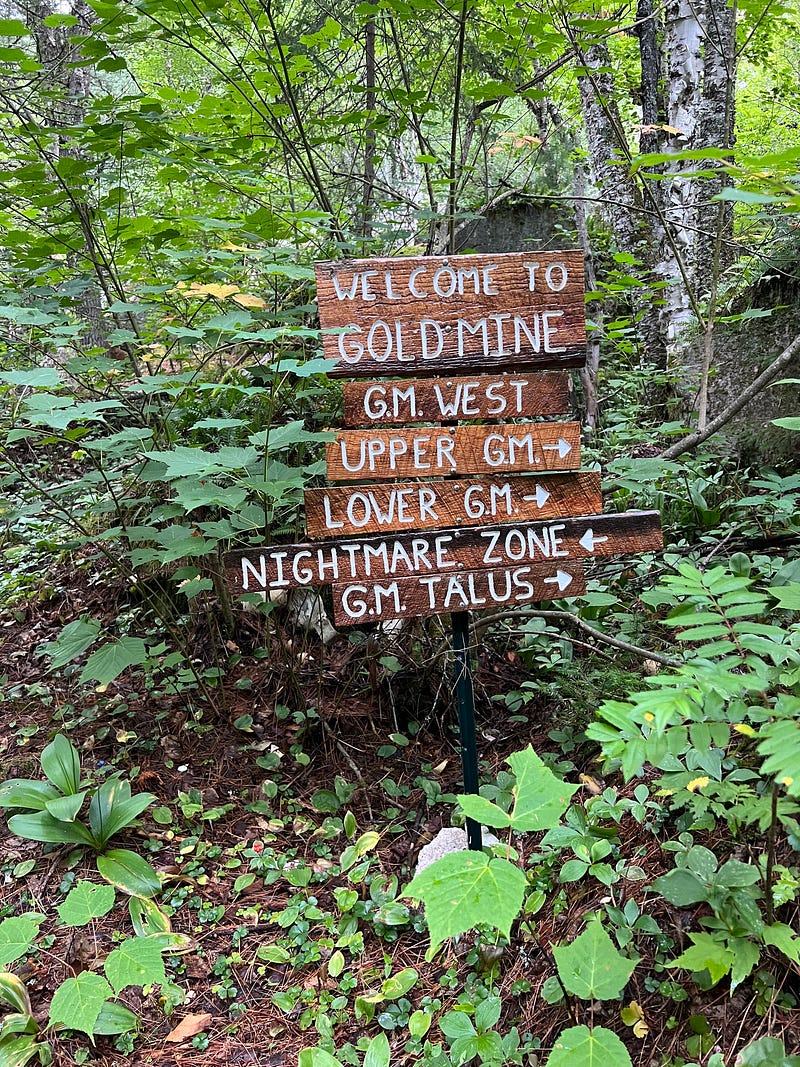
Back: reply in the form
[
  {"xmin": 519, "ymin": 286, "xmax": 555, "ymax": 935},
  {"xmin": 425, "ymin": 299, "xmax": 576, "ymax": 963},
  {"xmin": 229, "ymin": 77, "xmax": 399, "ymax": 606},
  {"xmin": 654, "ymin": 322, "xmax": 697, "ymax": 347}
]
[{"xmin": 1, "ymin": 0, "xmax": 800, "ymax": 1065}]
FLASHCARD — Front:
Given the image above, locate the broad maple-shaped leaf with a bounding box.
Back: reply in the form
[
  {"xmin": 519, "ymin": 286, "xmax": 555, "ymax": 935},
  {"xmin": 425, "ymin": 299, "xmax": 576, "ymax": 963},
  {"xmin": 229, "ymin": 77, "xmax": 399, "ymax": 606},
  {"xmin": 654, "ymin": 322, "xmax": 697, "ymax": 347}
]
[
  {"xmin": 546, "ymin": 1024, "xmax": 632, "ymax": 1067},
  {"xmin": 553, "ymin": 917, "xmax": 636, "ymax": 1000},
  {"xmin": 0, "ymin": 917, "xmax": 41, "ymax": 966},
  {"xmin": 458, "ymin": 746, "xmax": 577, "ymax": 833},
  {"xmin": 49, "ymin": 972, "xmax": 113, "ymax": 1038},
  {"xmin": 57, "ymin": 881, "xmax": 116, "ymax": 926},
  {"xmin": 666, "ymin": 932, "xmax": 734, "ymax": 985},
  {"xmin": 80, "ymin": 637, "xmax": 149, "ymax": 685},
  {"xmin": 105, "ymin": 936, "xmax": 166, "ymax": 994},
  {"xmin": 404, "ymin": 852, "xmax": 526, "ymax": 952}
]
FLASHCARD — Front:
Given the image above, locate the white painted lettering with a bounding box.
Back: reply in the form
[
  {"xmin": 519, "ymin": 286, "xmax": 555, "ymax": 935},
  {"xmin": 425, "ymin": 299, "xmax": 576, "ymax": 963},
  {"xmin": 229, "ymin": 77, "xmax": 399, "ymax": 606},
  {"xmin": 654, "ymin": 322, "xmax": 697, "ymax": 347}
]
[
  {"xmin": 513, "ymin": 313, "xmax": 541, "ymax": 353},
  {"xmin": 409, "ymin": 266, "xmax": 428, "ymax": 298},
  {"xmin": 419, "ymin": 487, "xmax": 438, "ymax": 522},
  {"xmin": 482, "ymin": 265, "xmax": 499, "ymax": 295},
  {"xmin": 523, "ymin": 262, "xmax": 540, "ymax": 291},
  {"xmin": 435, "ymin": 435, "xmax": 456, "ymax": 470},
  {"xmin": 367, "ymin": 320, "xmax": 392, "ymax": 362},
  {"xmin": 421, "ymin": 319, "xmax": 444, "ymax": 360},
  {"xmin": 432, "ymin": 265, "xmax": 457, "ymax": 298},
  {"xmin": 545, "ymin": 262, "xmax": 568, "ymax": 291},
  {"xmin": 341, "ymin": 585, "xmax": 368, "ymax": 619},
  {"xmin": 322, "ymin": 494, "xmax": 345, "ymax": 530},
  {"xmin": 542, "ymin": 310, "xmax": 566, "ymax": 353},
  {"xmin": 360, "ymin": 270, "xmax": 379, "ymax": 301},
  {"xmin": 364, "ymin": 385, "xmax": 387, "ymax": 419},
  {"xmin": 332, "ymin": 274, "xmax": 359, "ymax": 300},
  {"xmin": 241, "ymin": 556, "xmax": 267, "ymax": 591},
  {"xmin": 338, "ymin": 325, "xmax": 363, "ymax": 363}
]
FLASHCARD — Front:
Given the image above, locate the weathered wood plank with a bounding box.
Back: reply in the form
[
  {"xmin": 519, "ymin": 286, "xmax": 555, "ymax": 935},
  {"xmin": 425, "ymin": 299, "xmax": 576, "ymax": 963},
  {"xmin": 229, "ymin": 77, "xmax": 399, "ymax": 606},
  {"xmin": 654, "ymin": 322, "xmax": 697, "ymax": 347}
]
[
  {"xmin": 332, "ymin": 562, "xmax": 587, "ymax": 625},
  {"xmin": 305, "ymin": 472, "xmax": 602, "ymax": 539},
  {"xmin": 325, "ymin": 422, "xmax": 581, "ymax": 482},
  {"xmin": 315, "ymin": 251, "xmax": 586, "ymax": 378},
  {"xmin": 341, "ymin": 372, "xmax": 570, "ymax": 426},
  {"xmin": 223, "ymin": 510, "xmax": 663, "ymax": 594}
]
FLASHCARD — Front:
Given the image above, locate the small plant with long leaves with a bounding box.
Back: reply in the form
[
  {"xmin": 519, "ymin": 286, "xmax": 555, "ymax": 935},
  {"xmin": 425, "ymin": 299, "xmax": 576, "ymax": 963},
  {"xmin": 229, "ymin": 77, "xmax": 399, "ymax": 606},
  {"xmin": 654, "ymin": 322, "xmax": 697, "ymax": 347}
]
[{"xmin": 0, "ymin": 734, "xmax": 160, "ymax": 896}]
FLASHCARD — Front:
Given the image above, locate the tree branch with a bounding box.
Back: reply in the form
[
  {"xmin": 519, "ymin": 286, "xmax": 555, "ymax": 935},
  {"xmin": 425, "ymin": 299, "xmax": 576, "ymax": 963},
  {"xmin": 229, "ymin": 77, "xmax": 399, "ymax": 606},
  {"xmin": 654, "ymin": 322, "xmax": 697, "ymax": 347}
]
[
  {"xmin": 473, "ymin": 609, "xmax": 682, "ymax": 668},
  {"xmin": 660, "ymin": 332, "xmax": 800, "ymax": 460}
]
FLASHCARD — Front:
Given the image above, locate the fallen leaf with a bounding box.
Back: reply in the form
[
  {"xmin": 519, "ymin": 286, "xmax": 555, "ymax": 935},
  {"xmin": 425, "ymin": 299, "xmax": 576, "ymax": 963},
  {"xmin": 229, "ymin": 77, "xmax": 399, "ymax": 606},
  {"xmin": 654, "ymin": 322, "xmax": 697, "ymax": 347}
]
[{"xmin": 165, "ymin": 1012, "xmax": 213, "ymax": 1042}]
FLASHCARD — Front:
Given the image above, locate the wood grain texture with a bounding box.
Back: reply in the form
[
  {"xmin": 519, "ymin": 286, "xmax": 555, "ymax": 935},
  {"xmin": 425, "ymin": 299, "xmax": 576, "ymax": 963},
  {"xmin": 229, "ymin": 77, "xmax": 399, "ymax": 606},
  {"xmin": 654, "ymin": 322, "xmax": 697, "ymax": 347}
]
[
  {"xmin": 305, "ymin": 472, "xmax": 602, "ymax": 539},
  {"xmin": 315, "ymin": 251, "xmax": 586, "ymax": 378},
  {"xmin": 326, "ymin": 421, "xmax": 581, "ymax": 482},
  {"xmin": 332, "ymin": 562, "xmax": 587, "ymax": 625},
  {"xmin": 342, "ymin": 372, "xmax": 570, "ymax": 426},
  {"xmin": 223, "ymin": 510, "xmax": 663, "ymax": 594}
]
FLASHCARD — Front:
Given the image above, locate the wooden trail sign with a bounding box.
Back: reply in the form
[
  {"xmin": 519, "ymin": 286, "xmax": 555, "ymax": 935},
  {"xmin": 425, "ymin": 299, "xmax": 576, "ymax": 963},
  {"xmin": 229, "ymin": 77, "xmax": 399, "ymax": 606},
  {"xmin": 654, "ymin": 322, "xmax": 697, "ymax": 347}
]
[
  {"xmin": 305, "ymin": 472, "xmax": 602, "ymax": 539},
  {"xmin": 223, "ymin": 247, "xmax": 664, "ymax": 632},
  {"xmin": 342, "ymin": 371, "xmax": 570, "ymax": 426},
  {"xmin": 316, "ymin": 251, "xmax": 587, "ymax": 377},
  {"xmin": 326, "ymin": 422, "xmax": 581, "ymax": 481},
  {"xmin": 225, "ymin": 510, "xmax": 663, "ymax": 596},
  {"xmin": 332, "ymin": 562, "xmax": 587, "ymax": 626}
]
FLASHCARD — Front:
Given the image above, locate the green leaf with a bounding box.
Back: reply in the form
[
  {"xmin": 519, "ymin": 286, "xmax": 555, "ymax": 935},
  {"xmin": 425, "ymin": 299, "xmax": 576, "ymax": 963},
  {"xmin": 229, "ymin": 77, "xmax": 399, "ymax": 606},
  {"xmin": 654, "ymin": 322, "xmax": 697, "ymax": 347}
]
[
  {"xmin": 0, "ymin": 18, "xmax": 31, "ymax": 34},
  {"xmin": 0, "ymin": 368, "xmax": 61, "ymax": 388},
  {"xmin": 507, "ymin": 746, "xmax": 578, "ymax": 831},
  {"xmin": 457, "ymin": 794, "xmax": 511, "ymax": 828},
  {"xmin": 546, "ymin": 1025, "xmax": 632, "ymax": 1067},
  {"xmin": 298, "ymin": 1050, "xmax": 343, "ymax": 1067},
  {"xmin": 128, "ymin": 897, "xmax": 171, "ymax": 938},
  {"xmin": 729, "ymin": 937, "xmax": 760, "ymax": 990},
  {"xmin": 439, "ymin": 1011, "xmax": 476, "ymax": 1039},
  {"xmin": 762, "ymin": 922, "xmax": 800, "ymax": 964},
  {"xmin": 96, "ymin": 849, "xmax": 161, "ymax": 898},
  {"xmin": 104, "ymin": 937, "xmax": 166, "ymax": 994},
  {"xmin": 40, "ymin": 735, "xmax": 81, "ymax": 795},
  {"xmin": 363, "ymin": 1032, "xmax": 390, "ymax": 1067},
  {"xmin": 7, "ymin": 812, "xmax": 95, "ymax": 847},
  {"xmin": 381, "ymin": 968, "xmax": 417, "ymax": 999},
  {"xmin": 651, "ymin": 869, "xmax": 708, "ymax": 906},
  {"xmin": 92, "ymin": 1000, "xmax": 139, "ymax": 1036},
  {"xmin": 0, "ymin": 779, "xmax": 59, "ymax": 811},
  {"xmin": 48, "ymin": 973, "xmax": 113, "ymax": 1038},
  {"xmin": 79, "ymin": 637, "xmax": 149, "ymax": 685},
  {"xmin": 44, "ymin": 792, "xmax": 86, "ymax": 823},
  {"xmin": 0, "ymin": 971, "xmax": 33, "ymax": 1016},
  {"xmin": 0, "ymin": 1034, "xmax": 41, "ymax": 1067},
  {"xmin": 771, "ymin": 417, "xmax": 800, "ymax": 431},
  {"xmin": 41, "ymin": 618, "xmax": 101, "ymax": 670},
  {"xmin": 57, "ymin": 882, "xmax": 116, "ymax": 926},
  {"xmin": 0, "ymin": 918, "xmax": 40, "ymax": 966},
  {"xmin": 553, "ymin": 917, "xmax": 636, "ymax": 1000},
  {"xmin": 738, "ymin": 1037, "xmax": 800, "ymax": 1066},
  {"xmin": 666, "ymin": 932, "xmax": 734, "ymax": 984},
  {"xmin": 769, "ymin": 583, "xmax": 800, "ymax": 610},
  {"xmin": 404, "ymin": 852, "xmax": 526, "ymax": 952},
  {"xmin": 475, "ymin": 995, "xmax": 502, "ymax": 1031},
  {"xmin": 87, "ymin": 777, "xmax": 154, "ymax": 847}
]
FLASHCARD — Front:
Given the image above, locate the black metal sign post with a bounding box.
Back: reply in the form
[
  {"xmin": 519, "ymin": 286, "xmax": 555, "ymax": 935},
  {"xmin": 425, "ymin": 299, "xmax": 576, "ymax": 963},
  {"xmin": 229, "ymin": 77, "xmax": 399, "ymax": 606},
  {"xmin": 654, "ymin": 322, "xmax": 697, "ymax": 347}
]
[{"xmin": 452, "ymin": 609, "xmax": 482, "ymax": 850}]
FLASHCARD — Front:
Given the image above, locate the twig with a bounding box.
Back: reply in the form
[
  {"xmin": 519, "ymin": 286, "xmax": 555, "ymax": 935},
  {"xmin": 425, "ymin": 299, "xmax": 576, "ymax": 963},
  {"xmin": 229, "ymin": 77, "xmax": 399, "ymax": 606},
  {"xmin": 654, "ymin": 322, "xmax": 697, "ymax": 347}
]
[
  {"xmin": 660, "ymin": 332, "xmax": 800, "ymax": 460},
  {"xmin": 321, "ymin": 720, "xmax": 374, "ymax": 821},
  {"xmin": 473, "ymin": 609, "xmax": 682, "ymax": 668}
]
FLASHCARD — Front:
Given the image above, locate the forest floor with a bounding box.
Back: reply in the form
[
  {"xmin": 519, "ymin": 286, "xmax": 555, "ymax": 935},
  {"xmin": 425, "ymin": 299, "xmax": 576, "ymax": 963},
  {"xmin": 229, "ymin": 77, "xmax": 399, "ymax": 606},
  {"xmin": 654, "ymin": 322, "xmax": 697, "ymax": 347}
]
[{"xmin": 1, "ymin": 561, "xmax": 799, "ymax": 1067}]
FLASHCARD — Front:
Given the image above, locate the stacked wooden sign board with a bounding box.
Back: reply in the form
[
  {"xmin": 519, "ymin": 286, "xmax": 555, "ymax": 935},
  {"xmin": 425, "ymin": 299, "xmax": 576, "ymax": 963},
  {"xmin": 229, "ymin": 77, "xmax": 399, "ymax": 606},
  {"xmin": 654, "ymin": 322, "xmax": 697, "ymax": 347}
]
[{"xmin": 225, "ymin": 250, "xmax": 663, "ymax": 626}]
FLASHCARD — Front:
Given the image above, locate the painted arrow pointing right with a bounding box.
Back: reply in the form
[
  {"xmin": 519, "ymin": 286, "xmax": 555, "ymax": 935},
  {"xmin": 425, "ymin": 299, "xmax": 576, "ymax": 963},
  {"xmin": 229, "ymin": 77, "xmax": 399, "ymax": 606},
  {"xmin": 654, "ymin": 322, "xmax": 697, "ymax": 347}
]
[
  {"xmin": 543, "ymin": 569, "xmax": 574, "ymax": 592},
  {"xmin": 522, "ymin": 484, "xmax": 551, "ymax": 508},
  {"xmin": 579, "ymin": 528, "xmax": 610, "ymax": 553},
  {"xmin": 541, "ymin": 438, "xmax": 572, "ymax": 458}
]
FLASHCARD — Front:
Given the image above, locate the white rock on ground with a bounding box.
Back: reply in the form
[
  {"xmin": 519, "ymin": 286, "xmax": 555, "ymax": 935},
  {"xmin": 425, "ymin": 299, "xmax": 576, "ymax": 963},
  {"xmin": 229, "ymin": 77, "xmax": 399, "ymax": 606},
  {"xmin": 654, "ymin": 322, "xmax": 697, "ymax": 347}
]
[{"xmin": 414, "ymin": 826, "xmax": 501, "ymax": 877}]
